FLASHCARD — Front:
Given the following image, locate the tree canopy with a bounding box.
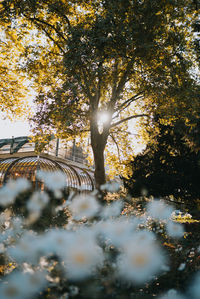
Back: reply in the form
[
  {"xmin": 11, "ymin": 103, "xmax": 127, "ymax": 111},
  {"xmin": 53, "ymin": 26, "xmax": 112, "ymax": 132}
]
[
  {"xmin": 0, "ymin": 14, "xmax": 30, "ymax": 118},
  {"xmin": 1, "ymin": 0, "xmax": 199, "ymax": 186}
]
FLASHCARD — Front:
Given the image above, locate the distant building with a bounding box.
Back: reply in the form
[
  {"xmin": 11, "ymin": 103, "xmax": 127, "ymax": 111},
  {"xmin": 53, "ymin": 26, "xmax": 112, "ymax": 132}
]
[{"xmin": 0, "ymin": 136, "xmax": 94, "ymax": 191}]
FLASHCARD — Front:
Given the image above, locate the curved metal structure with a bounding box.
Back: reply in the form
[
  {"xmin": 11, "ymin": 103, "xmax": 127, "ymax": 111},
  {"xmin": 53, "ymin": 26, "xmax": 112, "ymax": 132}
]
[{"xmin": 0, "ymin": 155, "xmax": 94, "ymax": 191}]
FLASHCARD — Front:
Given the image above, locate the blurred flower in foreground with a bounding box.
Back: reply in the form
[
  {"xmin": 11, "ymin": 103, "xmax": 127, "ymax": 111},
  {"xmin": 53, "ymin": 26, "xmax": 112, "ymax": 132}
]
[
  {"xmin": 0, "ymin": 270, "xmax": 47, "ymax": 299},
  {"xmin": 6, "ymin": 178, "xmax": 31, "ymax": 194},
  {"xmin": 63, "ymin": 229, "xmax": 104, "ymax": 280},
  {"xmin": 27, "ymin": 191, "xmax": 49, "ymax": 223},
  {"xmin": 117, "ymin": 238, "xmax": 166, "ymax": 284},
  {"xmin": 8, "ymin": 232, "xmax": 42, "ymax": 265},
  {"xmin": 41, "ymin": 229, "xmax": 73, "ymax": 256},
  {"xmin": 96, "ymin": 217, "xmax": 139, "ymax": 247},
  {"xmin": 100, "ymin": 181, "xmax": 120, "ymax": 192},
  {"xmin": 68, "ymin": 194, "xmax": 100, "ymax": 220},
  {"xmin": 37, "ymin": 171, "xmax": 66, "ymax": 192},
  {"xmin": 166, "ymin": 220, "xmax": 185, "ymax": 238},
  {"xmin": 146, "ymin": 200, "xmax": 173, "ymax": 221},
  {"xmin": 0, "ymin": 178, "xmax": 30, "ymax": 207},
  {"xmin": 101, "ymin": 200, "xmax": 123, "ymax": 218},
  {"xmin": 188, "ymin": 271, "xmax": 200, "ymax": 299},
  {"xmin": 158, "ymin": 289, "xmax": 187, "ymax": 299},
  {"xmin": 126, "ymin": 230, "xmax": 156, "ymax": 246}
]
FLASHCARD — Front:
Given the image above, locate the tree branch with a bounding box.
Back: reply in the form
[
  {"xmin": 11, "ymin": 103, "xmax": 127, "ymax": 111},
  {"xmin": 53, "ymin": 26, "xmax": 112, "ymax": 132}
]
[
  {"xmin": 29, "ymin": 17, "xmax": 68, "ymax": 42},
  {"xmin": 94, "ymin": 61, "xmax": 103, "ymax": 108},
  {"xmin": 111, "ymin": 60, "xmax": 119, "ymax": 100},
  {"xmin": 110, "ymin": 133, "xmax": 122, "ymax": 163},
  {"xmin": 48, "ymin": 4, "xmax": 72, "ymax": 30},
  {"xmin": 115, "ymin": 60, "xmax": 134, "ymax": 98},
  {"xmin": 109, "ymin": 60, "xmax": 133, "ymax": 110},
  {"xmin": 39, "ymin": 26, "xmax": 66, "ymax": 54},
  {"xmin": 111, "ymin": 114, "xmax": 149, "ymax": 128},
  {"xmin": 81, "ymin": 67, "xmax": 94, "ymax": 103},
  {"xmin": 115, "ymin": 93, "xmax": 144, "ymax": 113}
]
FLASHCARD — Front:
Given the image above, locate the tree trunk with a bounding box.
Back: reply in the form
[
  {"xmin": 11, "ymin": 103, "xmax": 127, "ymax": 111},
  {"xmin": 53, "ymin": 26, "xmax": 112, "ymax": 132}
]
[
  {"xmin": 93, "ymin": 144, "xmax": 106, "ymax": 188},
  {"xmin": 90, "ymin": 117, "xmax": 109, "ymax": 189}
]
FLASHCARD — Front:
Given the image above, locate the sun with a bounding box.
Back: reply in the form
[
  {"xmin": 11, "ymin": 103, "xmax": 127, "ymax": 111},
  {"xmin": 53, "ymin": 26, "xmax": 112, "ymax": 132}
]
[
  {"xmin": 97, "ymin": 111, "xmax": 111, "ymax": 134},
  {"xmin": 97, "ymin": 111, "xmax": 110, "ymax": 125}
]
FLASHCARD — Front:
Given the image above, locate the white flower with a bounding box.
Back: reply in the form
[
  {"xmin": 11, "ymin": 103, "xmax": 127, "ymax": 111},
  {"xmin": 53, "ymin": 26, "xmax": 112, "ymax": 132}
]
[
  {"xmin": 158, "ymin": 289, "xmax": 186, "ymax": 299},
  {"xmin": 101, "ymin": 201, "xmax": 123, "ymax": 218},
  {"xmin": 7, "ymin": 232, "xmax": 43, "ymax": 264},
  {"xmin": 117, "ymin": 240, "xmax": 166, "ymax": 284},
  {"xmin": 0, "ymin": 243, "xmax": 5, "ymax": 253},
  {"xmin": 68, "ymin": 194, "xmax": 100, "ymax": 220},
  {"xmin": 0, "ymin": 188, "xmax": 15, "ymax": 207},
  {"xmin": 166, "ymin": 221, "xmax": 184, "ymax": 238},
  {"xmin": 0, "ymin": 179, "xmax": 30, "ymax": 207},
  {"xmin": 128, "ymin": 230, "xmax": 156, "ymax": 246},
  {"xmin": 40, "ymin": 229, "xmax": 73, "ymax": 256},
  {"xmin": 0, "ymin": 270, "xmax": 47, "ymax": 299},
  {"xmin": 26, "ymin": 191, "xmax": 49, "ymax": 223},
  {"xmin": 178, "ymin": 263, "xmax": 186, "ymax": 271},
  {"xmin": 146, "ymin": 200, "xmax": 173, "ymax": 221},
  {"xmin": 27, "ymin": 191, "xmax": 49, "ymax": 213},
  {"xmin": 100, "ymin": 181, "xmax": 120, "ymax": 192},
  {"xmin": 96, "ymin": 217, "xmax": 139, "ymax": 247},
  {"xmin": 0, "ymin": 187, "xmax": 15, "ymax": 207},
  {"xmin": 188, "ymin": 271, "xmax": 200, "ymax": 299},
  {"xmin": 62, "ymin": 229, "xmax": 104, "ymax": 280},
  {"xmin": 37, "ymin": 170, "xmax": 67, "ymax": 191},
  {"xmin": 6, "ymin": 178, "xmax": 30, "ymax": 194}
]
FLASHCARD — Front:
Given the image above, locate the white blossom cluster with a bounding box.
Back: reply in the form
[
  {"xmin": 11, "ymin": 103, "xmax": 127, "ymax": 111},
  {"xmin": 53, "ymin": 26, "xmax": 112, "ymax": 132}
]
[
  {"xmin": 0, "ymin": 178, "xmax": 30, "ymax": 207},
  {"xmin": 146, "ymin": 199, "xmax": 185, "ymax": 238},
  {"xmin": 0, "ymin": 176, "xmax": 199, "ymax": 298}
]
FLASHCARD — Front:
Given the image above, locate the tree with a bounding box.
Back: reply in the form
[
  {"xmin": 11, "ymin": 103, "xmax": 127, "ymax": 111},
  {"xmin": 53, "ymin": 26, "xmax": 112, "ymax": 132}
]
[
  {"xmin": 0, "ymin": 15, "xmax": 29, "ymax": 118},
  {"xmin": 1, "ymin": 0, "xmax": 199, "ymax": 187},
  {"xmin": 123, "ymin": 120, "xmax": 200, "ymax": 215}
]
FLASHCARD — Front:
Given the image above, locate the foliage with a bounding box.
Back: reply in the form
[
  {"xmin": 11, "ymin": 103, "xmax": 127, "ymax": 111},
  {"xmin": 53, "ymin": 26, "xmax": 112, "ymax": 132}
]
[
  {"xmin": 123, "ymin": 120, "xmax": 200, "ymax": 216},
  {"xmin": 0, "ymin": 0, "xmax": 199, "ymax": 186},
  {"xmin": 0, "ymin": 16, "xmax": 30, "ymax": 118},
  {"xmin": 0, "ymin": 175, "xmax": 200, "ymax": 298}
]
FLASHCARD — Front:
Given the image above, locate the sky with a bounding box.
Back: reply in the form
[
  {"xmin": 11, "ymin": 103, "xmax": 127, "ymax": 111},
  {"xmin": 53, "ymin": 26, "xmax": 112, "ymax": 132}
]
[{"xmin": 0, "ymin": 117, "xmax": 31, "ymax": 139}]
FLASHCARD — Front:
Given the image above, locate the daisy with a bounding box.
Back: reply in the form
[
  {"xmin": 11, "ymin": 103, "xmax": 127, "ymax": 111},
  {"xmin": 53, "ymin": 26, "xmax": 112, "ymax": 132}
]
[
  {"xmin": 117, "ymin": 239, "xmax": 166, "ymax": 284},
  {"xmin": 188, "ymin": 271, "xmax": 200, "ymax": 299},
  {"xmin": 7, "ymin": 232, "xmax": 43, "ymax": 265},
  {"xmin": 128, "ymin": 230, "xmax": 156, "ymax": 246},
  {"xmin": 101, "ymin": 200, "xmax": 123, "ymax": 218},
  {"xmin": 146, "ymin": 200, "xmax": 173, "ymax": 221},
  {"xmin": 0, "ymin": 270, "xmax": 47, "ymax": 299},
  {"xmin": 6, "ymin": 178, "xmax": 31, "ymax": 194},
  {"xmin": 40, "ymin": 228, "xmax": 73, "ymax": 257},
  {"xmin": 166, "ymin": 221, "xmax": 185, "ymax": 238},
  {"xmin": 62, "ymin": 229, "xmax": 104, "ymax": 280},
  {"xmin": 0, "ymin": 179, "xmax": 30, "ymax": 207},
  {"xmin": 158, "ymin": 289, "xmax": 186, "ymax": 299},
  {"xmin": 100, "ymin": 181, "xmax": 120, "ymax": 192},
  {"xmin": 37, "ymin": 171, "xmax": 67, "ymax": 191},
  {"xmin": 27, "ymin": 191, "xmax": 49, "ymax": 214},
  {"xmin": 0, "ymin": 188, "xmax": 16, "ymax": 207},
  {"xmin": 68, "ymin": 194, "xmax": 100, "ymax": 220},
  {"xmin": 96, "ymin": 217, "xmax": 139, "ymax": 247}
]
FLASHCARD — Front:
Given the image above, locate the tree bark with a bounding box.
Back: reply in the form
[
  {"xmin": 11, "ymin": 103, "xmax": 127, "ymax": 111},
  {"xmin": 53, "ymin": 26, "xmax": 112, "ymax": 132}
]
[
  {"xmin": 93, "ymin": 144, "xmax": 106, "ymax": 188},
  {"xmin": 90, "ymin": 115, "xmax": 109, "ymax": 189}
]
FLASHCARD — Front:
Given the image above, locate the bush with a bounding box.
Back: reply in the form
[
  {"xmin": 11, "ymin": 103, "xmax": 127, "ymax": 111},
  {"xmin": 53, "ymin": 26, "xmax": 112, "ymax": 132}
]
[{"xmin": 123, "ymin": 121, "xmax": 200, "ymax": 218}]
